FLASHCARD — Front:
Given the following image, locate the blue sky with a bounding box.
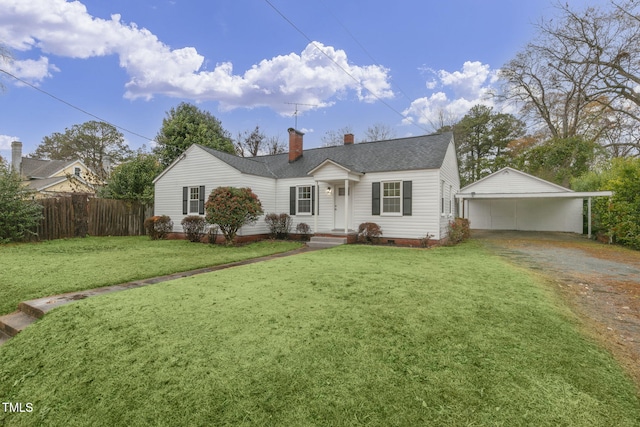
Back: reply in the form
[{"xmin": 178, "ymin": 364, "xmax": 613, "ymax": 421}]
[{"xmin": 0, "ymin": 0, "xmax": 604, "ymax": 159}]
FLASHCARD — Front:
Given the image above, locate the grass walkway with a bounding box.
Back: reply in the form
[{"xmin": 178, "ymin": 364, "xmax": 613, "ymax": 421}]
[
  {"xmin": 0, "ymin": 236, "xmax": 302, "ymax": 316},
  {"xmin": 1, "ymin": 242, "xmax": 638, "ymax": 426}
]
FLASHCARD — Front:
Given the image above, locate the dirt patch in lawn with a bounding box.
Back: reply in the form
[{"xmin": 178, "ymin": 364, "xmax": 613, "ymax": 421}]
[{"xmin": 474, "ymin": 230, "xmax": 640, "ymax": 386}]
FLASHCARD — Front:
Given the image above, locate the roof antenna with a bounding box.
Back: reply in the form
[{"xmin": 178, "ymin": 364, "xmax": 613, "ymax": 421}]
[{"xmin": 284, "ymin": 102, "xmax": 319, "ymax": 129}]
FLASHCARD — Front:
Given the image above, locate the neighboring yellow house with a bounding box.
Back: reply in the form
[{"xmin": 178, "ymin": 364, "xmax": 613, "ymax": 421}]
[{"xmin": 11, "ymin": 141, "xmax": 103, "ymax": 197}]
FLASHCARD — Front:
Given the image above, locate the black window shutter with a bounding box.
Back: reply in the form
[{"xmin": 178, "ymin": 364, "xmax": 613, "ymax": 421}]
[
  {"xmin": 290, "ymin": 187, "xmax": 296, "ymax": 215},
  {"xmin": 403, "ymin": 181, "xmax": 412, "ymax": 216},
  {"xmin": 199, "ymin": 185, "xmax": 205, "ymax": 215},
  {"xmin": 311, "ymin": 186, "xmax": 315, "ymax": 216},
  {"xmin": 182, "ymin": 187, "xmax": 188, "ymax": 215},
  {"xmin": 372, "ymin": 182, "xmax": 380, "ymax": 215}
]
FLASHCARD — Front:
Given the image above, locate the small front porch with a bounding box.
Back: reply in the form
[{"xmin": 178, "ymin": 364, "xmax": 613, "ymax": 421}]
[{"xmin": 308, "ymin": 159, "xmax": 363, "ymax": 236}]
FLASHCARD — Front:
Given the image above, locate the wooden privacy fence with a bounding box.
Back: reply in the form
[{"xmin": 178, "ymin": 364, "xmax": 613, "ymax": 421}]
[{"xmin": 33, "ymin": 195, "xmax": 153, "ymax": 241}]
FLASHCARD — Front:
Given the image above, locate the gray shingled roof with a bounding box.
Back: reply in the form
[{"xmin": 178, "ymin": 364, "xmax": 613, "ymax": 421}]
[
  {"xmin": 198, "ymin": 132, "xmax": 453, "ymax": 179},
  {"xmin": 21, "ymin": 157, "xmax": 76, "ymax": 179}
]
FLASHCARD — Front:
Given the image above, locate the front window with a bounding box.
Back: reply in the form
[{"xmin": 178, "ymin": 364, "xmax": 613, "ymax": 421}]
[
  {"xmin": 298, "ymin": 186, "xmax": 312, "ymax": 214},
  {"xmin": 189, "ymin": 187, "xmax": 200, "ymax": 214},
  {"xmin": 382, "ymin": 181, "xmax": 401, "ymax": 213},
  {"xmin": 74, "ymin": 167, "xmax": 81, "ymax": 177}
]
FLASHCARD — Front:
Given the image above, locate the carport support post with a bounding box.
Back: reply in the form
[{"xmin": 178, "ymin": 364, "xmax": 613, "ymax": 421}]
[{"xmin": 588, "ymin": 197, "xmax": 592, "ymax": 238}]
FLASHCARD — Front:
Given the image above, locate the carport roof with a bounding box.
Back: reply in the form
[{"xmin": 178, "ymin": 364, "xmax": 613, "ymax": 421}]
[
  {"xmin": 455, "ymin": 191, "xmax": 612, "ymax": 199},
  {"xmin": 457, "ymin": 167, "xmax": 612, "ymax": 199}
]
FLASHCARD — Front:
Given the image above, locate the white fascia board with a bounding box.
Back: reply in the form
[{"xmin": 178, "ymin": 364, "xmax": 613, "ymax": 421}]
[{"xmin": 455, "ymin": 191, "xmax": 613, "ymax": 199}]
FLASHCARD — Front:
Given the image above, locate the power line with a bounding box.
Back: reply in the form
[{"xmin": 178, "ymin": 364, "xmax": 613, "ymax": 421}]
[
  {"xmin": 0, "ymin": 68, "xmax": 156, "ymax": 143},
  {"xmin": 262, "ymin": 0, "xmax": 430, "ymax": 134},
  {"xmin": 318, "ymin": 0, "xmax": 415, "ymax": 104}
]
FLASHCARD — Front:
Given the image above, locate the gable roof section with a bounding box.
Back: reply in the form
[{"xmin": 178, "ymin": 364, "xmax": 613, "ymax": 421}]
[
  {"xmin": 196, "ymin": 132, "xmax": 453, "ymax": 179},
  {"xmin": 23, "ymin": 176, "xmax": 69, "ymax": 192},
  {"xmin": 460, "ymin": 167, "xmax": 572, "ymax": 194},
  {"xmin": 21, "ymin": 158, "xmax": 77, "ymax": 179},
  {"xmin": 307, "ymin": 159, "xmax": 363, "ymax": 176}
]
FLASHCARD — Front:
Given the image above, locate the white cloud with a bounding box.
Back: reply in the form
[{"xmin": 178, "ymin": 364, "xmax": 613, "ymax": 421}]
[
  {"xmin": 2, "ymin": 57, "xmax": 59, "ymax": 85},
  {"xmin": 403, "ymin": 61, "xmax": 501, "ymax": 129},
  {"xmin": 0, "ymin": 0, "xmax": 393, "ymax": 111},
  {"xmin": 0, "ymin": 135, "xmax": 21, "ymax": 151}
]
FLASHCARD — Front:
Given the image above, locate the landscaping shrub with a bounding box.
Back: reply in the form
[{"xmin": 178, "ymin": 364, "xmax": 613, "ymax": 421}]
[
  {"xmin": 420, "ymin": 232, "xmax": 434, "ymax": 248},
  {"xmin": 445, "ymin": 218, "xmax": 470, "ymax": 245},
  {"xmin": 207, "ymin": 225, "xmax": 219, "ymax": 245},
  {"xmin": 144, "ymin": 215, "xmax": 173, "ymax": 240},
  {"xmin": 0, "ymin": 165, "xmax": 42, "ymax": 243},
  {"xmin": 572, "ymin": 158, "xmax": 640, "ymax": 249},
  {"xmin": 205, "ymin": 186, "xmax": 263, "ymax": 245},
  {"xmin": 264, "ymin": 213, "xmax": 292, "ymax": 239},
  {"xmin": 357, "ymin": 222, "xmax": 382, "ymax": 244},
  {"xmin": 296, "ymin": 222, "xmax": 312, "ymax": 241},
  {"xmin": 181, "ymin": 215, "xmax": 207, "ymax": 242}
]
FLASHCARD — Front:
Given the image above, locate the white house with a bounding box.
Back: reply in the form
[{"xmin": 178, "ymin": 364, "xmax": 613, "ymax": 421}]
[
  {"xmin": 456, "ymin": 167, "xmax": 612, "ymax": 237},
  {"xmin": 153, "ymin": 129, "xmax": 460, "ymax": 244}
]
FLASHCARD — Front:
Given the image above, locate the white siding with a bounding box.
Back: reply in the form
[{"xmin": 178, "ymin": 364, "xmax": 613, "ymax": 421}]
[
  {"xmin": 355, "ymin": 169, "xmax": 442, "ymax": 240},
  {"xmin": 274, "ymin": 178, "xmax": 332, "ymax": 233},
  {"xmin": 463, "ymin": 168, "xmax": 569, "ymax": 194},
  {"xmin": 154, "ymin": 145, "xmax": 276, "ymax": 235},
  {"xmin": 236, "ymin": 174, "xmax": 276, "ymax": 236},
  {"xmin": 468, "ymin": 198, "xmax": 583, "ymax": 233},
  {"xmin": 437, "ymin": 139, "xmax": 461, "ymax": 238},
  {"xmin": 311, "ymin": 162, "xmax": 354, "ymax": 182}
]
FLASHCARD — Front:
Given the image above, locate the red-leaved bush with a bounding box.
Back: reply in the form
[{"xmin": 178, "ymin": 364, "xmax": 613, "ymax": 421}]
[
  {"xmin": 445, "ymin": 218, "xmax": 470, "ymax": 245},
  {"xmin": 205, "ymin": 187, "xmax": 263, "ymax": 245}
]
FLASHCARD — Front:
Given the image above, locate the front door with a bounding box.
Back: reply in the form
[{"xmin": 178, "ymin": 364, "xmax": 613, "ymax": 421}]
[{"xmin": 334, "ymin": 186, "xmax": 346, "ymax": 229}]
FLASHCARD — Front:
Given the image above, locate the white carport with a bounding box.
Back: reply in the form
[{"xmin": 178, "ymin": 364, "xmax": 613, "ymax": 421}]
[{"xmin": 456, "ymin": 168, "xmax": 612, "ymax": 237}]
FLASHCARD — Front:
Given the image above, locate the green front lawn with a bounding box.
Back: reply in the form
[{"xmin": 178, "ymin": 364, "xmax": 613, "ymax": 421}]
[
  {"xmin": 1, "ymin": 243, "xmax": 638, "ymax": 426},
  {"xmin": 0, "ymin": 236, "xmax": 302, "ymax": 315}
]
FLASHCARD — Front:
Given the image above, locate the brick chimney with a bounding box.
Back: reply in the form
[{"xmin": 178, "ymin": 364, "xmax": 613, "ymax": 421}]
[
  {"xmin": 11, "ymin": 141, "xmax": 22, "ymax": 174},
  {"xmin": 343, "ymin": 133, "xmax": 354, "ymax": 145},
  {"xmin": 288, "ymin": 128, "xmax": 304, "ymax": 162}
]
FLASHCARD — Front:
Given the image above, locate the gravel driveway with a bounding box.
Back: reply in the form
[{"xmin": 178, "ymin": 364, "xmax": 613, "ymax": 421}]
[{"xmin": 474, "ymin": 230, "xmax": 640, "ymax": 384}]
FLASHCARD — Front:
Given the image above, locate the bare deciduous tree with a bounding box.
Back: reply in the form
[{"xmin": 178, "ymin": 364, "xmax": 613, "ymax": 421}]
[
  {"xmin": 321, "ymin": 126, "xmax": 354, "ymax": 147},
  {"xmin": 235, "ymin": 126, "xmax": 266, "ymax": 157},
  {"xmin": 265, "ymin": 135, "xmax": 287, "ymax": 155},
  {"xmin": 500, "ymin": 1, "xmax": 640, "ymax": 156},
  {"xmin": 362, "ymin": 123, "xmax": 396, "ymax": 142}
]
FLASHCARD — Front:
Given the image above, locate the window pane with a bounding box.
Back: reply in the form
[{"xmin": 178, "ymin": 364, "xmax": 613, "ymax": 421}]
[
  {"xmin": 383, "ymin": 198, "xmax": 400, "ymax": 213},
  {"xmin": 189, "ymin": 187, "xmax": 199, "ymax": 213},
  {"xmin": 383, "ymin": 182, "xmax": 400, "ymax": 197},
  {"xmin": 382, "ymin": 182, "xmax": 401, "ymax": 213},
  {"xmin": 298, "ymin": 200, "xmax": 311, "ymax": 213},
  {"xmin": 298, "ymin": 186, "xmax": 310, "ymax": 199}
]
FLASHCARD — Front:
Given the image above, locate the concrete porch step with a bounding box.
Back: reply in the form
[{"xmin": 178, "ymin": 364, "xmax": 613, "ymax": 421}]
[
  {"xmin": 0, "ymin": 311, "xmax": 38, "ymax": 338},
  {"xmin": 308, "ymin": 236, "xmax": 347, "ymax": 249}
]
